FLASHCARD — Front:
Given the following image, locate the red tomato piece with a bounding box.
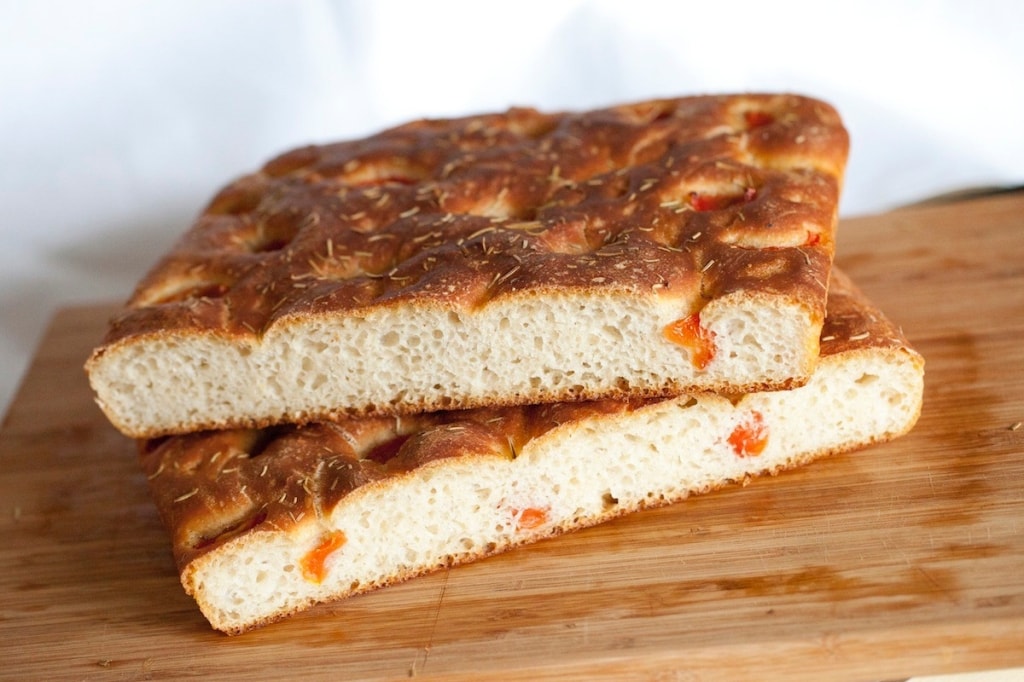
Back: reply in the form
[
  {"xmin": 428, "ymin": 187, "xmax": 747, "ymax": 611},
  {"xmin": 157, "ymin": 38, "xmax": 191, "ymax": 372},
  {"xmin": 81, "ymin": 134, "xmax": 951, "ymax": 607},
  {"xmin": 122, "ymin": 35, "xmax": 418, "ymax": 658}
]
[
  {"xmin": 728, "ymin": 411, "xmax": 769, "ymax": 457},
  {"xmin": 663, "ymin": 313, "xmax": 716, "ymax": 369}
]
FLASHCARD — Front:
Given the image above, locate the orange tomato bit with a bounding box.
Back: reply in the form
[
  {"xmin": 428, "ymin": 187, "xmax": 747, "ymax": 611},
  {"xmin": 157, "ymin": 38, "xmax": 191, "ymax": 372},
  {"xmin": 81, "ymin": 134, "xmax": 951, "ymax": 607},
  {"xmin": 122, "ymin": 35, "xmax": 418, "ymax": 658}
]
[
  {"xmin": 515, "ymin": 507, "xmax": 549, "ymax": 531},
  {"xmin": 300, "ymin": 530, "xmax": 348, "ymax": 583},
  {"xmin": 728, "ymin": 411, "xmax": 769, "ymax": 457},
  {"xmin": 663, "ymin": 313, "xmax": 716, "ymax": 369}
]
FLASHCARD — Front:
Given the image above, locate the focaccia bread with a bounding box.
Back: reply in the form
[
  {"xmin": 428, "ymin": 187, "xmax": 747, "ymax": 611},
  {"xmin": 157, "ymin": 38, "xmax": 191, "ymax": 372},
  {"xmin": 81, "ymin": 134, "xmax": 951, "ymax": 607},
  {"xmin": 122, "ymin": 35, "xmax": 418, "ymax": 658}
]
[
  {"xmin": 140, "ymin": 269, "xmax": 923, "ymax": 634},
  {"xmin": 89, "ymin": 93, "xmax": 849, "ymax": 438}
]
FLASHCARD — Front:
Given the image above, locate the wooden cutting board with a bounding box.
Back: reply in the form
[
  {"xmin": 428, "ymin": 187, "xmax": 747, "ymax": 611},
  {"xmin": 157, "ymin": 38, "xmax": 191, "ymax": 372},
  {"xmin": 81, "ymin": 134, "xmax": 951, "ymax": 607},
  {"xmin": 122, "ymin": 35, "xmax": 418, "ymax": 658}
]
[{"xmin": 3, "ymin": 193, "xmax": 1023, "ymax": 681}]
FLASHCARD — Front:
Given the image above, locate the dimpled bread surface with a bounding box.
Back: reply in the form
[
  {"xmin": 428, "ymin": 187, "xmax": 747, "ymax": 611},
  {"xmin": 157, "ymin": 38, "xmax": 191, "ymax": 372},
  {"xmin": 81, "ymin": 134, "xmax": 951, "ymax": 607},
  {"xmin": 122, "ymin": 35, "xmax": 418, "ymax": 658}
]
[
  {"xmin": 140, "ymin": 269, "xmax": 923, "ymax": 634},
  {"xmin": 88, "ymin": 94, "xmax": 850, "ymax": 438}
]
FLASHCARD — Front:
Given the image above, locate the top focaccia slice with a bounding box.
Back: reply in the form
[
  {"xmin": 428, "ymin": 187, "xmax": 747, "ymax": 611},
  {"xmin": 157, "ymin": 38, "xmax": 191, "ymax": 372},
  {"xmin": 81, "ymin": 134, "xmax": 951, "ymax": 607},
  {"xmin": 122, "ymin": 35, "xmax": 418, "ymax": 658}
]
[{"xmin": 87, "ymin": 93, "xmax": 850, "ymax": 438}]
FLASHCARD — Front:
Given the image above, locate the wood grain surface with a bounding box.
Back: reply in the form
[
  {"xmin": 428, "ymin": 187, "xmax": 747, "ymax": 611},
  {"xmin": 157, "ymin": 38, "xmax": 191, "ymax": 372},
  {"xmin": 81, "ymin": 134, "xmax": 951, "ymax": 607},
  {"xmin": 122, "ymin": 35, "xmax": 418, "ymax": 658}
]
[{"xmin": 2, "ymin": 193, "xmax": 1023, "ymax": 681}]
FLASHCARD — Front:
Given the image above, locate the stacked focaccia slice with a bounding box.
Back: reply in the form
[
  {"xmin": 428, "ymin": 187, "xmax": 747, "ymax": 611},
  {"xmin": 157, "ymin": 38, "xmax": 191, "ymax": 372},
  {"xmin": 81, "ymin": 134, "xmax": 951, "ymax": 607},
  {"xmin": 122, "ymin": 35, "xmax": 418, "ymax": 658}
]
[
  {"xmin": 85, "ymin": 94, "xmax": 924, "ymax": 634},
  {"xmin": 86, "ymin": 93, "xmax": 849, "ymax": 439},
  {"xmin": 138, "ymin": 268, "xmax": 923, "ymax": 634}
]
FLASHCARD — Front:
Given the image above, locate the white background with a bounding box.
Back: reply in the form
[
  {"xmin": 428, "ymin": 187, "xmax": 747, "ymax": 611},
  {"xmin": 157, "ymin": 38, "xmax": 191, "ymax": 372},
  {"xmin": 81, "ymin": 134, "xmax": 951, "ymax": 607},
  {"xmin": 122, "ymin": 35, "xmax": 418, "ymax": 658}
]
[{"xmin": 2, "ymin": 3, "xmax": 1024, "ymax": 679}]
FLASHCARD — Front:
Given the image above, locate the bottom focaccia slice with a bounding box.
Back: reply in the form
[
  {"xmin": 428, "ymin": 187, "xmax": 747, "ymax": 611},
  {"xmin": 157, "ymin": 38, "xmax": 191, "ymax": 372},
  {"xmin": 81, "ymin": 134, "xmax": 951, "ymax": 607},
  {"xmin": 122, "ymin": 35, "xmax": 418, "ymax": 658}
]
[{"xmin": 139, "ymin": 269, "xmax": 924, "ymax": 635}]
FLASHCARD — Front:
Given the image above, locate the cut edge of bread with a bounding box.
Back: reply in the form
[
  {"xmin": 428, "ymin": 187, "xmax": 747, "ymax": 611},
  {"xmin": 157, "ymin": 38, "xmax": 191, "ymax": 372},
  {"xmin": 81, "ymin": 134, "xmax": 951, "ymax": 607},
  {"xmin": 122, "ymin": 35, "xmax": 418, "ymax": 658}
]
[{"xmin": 88, "ymin": 286, "xmax": 821, "ymax": 439}]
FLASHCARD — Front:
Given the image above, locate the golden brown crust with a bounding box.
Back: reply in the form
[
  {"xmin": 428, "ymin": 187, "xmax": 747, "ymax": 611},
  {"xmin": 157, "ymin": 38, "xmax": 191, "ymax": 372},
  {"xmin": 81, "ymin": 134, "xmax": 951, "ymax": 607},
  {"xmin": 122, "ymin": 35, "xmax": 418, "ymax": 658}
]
[
  {"xmin": 101, "ymin": 94, "xmax": 847, "ymax": 345},
  {"xmin": 817, "ymin": 268, "xmax": 917, "ymax": 358},
  {"xmin": 139, "ymin": 268, "xmax": 912, "ymax": 577}
]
